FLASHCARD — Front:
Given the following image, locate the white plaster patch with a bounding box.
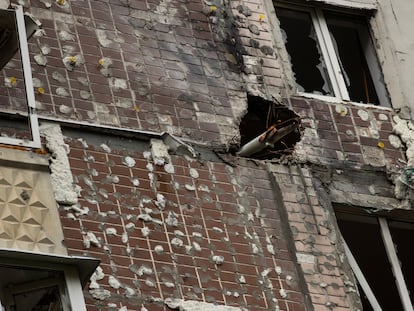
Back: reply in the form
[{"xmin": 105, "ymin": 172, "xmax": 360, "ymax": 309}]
[
  {"xmin": 134, "ymin": 265, "xmax": 153, "ymax": 276},
  {"xmin": 34, "ymin": 54, "xmax": 47, "ymax": 66},
  {"xmin": 155, "ymin": 193, "xmax": 166, "ymax": 210},
  {"xmin": 59, "ymin": 104, "xmax": 72, "ymax": 114},
  {"xmin": 378, "ymin": 113, "xmax": 388, "ymax": 121},
  {"xmin": 89, "ymin": 266, "xmax": 105, "ymax": 289},
  {"xmin": 151, "ymin": 139, "xmax": 171, "ymax": 165},
  {"xmin": 108, "ymin": 275, "xmax": 121, "ymax": 289},
  {"xmin": 40, "ymin": 123, "xmax": 79, "ymax": 205},
  {"xmin": 141, "ymin": 226, "xmax": 150, "ymax": 237},
  {"xmin": 171, "ymin": 237, "xmax": 183, "ymax": 247},
  {"xmin": 110, "ymin": 78, "xmax": 128, "ymax": 91},
  {"xmin": 389, "ymin": 134, "xmax": 402, "ymax": 149},
  {"xmin": 189, "ymin": 168, "xmax": 199, "ymax": 179},
  {"xmin": 296, "ymin": 253, "xmax": 315, "ymax": 264},
  {"xmin": 122, "ymin": 232, "xmax": 128, "ymax": 243},
  {"xmin": 138, "ymin": 213, "xmax": 153, "ymax": 222},
  {"xmin": 90, "ymin": 288, "xmax": 111, "ymax": 300},
  {"xmin": 154, "ymin": 245, "xmax": 164, "ymax": 254},
  {"xmin": 165, "ymin": 211, "xmax": 178, "ymax": 226},
  {"xmin": 122, "ymin": 156, "xmax": 136, "ymax": 167},
  {"xmin": 164, "ymin": 298, "xmax": 242, "ymax": 311},
  {"xmin": 335, "ymin": 104, "xmax": 347, "ymax": 116},
  {"xmin": 100, "ymin": 143, "xmax": 111, "ymax": 153},
  {"xmin": 279, "ymin": 288, "xmax": 287, "ymax": 298},
  {"xmin": 185, "ymin": 184, "xmax": 195, "ymax": 191},
  {"xmin": 145, "ymin": 278, "xmax": 155, "ymax": 287},
  {"xmin": 105, "ymin": 227, "xmax": 117, "ymax": 235},
  {"xmin": 192, "ymin": 241, "xmax": 202, "ymax": 252},
  {"xmin": 143, "ymin": 151, "xmax": 152, "ymax": 160},
  {"xmin": 164, "ymin": 163, "xmax": 175, "ymax": 174},
  {"xmin": 212, "ymin": 255, "xmax": 224, "ymax": 265},
  {"xmin": 357, "ymin": 109, "xmax": 369, "ymax": 121},
  {"xmin": 84, "ymin": 231, "xmax": 101, "ymax": 248}
]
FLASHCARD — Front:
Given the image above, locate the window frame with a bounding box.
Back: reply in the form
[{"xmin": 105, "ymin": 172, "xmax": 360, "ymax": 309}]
[
  {"xmin": 337, "ymin": 212, "xmax": 414, "ymax": 311},
  {"xmin": 3, "ymin": 275, "xmax": 70, "ymax": 311},
  {"xmin": 0, "ymin": 5, "xmax": 41, "ymax": 149},
  {"xmin": 0, "ymin": 249, "xmax": 99, "ymax": 311},
  {"xmin": 274, "ymin": 3, "xmax": 390, "ymax": 107}
]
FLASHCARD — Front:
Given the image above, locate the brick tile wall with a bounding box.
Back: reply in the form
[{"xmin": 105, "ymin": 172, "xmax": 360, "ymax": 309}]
[{"xmin": 63, "ymin": 135, "xmax": 309, "ymax": 310}]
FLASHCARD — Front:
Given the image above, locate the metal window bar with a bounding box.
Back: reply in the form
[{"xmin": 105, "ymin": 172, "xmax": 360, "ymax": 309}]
[
  {"xmin": 312, "ymin": 8, "xmax": 350, "ymax": 101},
  {"xmin": 0, "ymin": 5, "xmax": 41, "ymax": 148},
  {"xmin": 379, "ymin": 218, "xmax": 414, "ymax": 311},
  {"xmin": 342, "ymin": 237, "xmax": 383, "ymax": 310}
]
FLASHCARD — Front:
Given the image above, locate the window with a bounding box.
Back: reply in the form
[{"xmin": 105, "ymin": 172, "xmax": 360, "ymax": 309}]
[
  {"xmin": 276, "ymin": 5, "xmax": 390, "ymax": 106},
  {"xmin": 0, "ymin": 5, "xmax": 41, "ymax": 148},
  {"xmin": 0, "ymin": 249, "xmax": 99, "ymax": 311},
  {"xmin": 336, "ymin": 210, "xmax": 414, "ymax": 310},
  {"xmin": 1, "ymin": 267, "xmax": 68, "ymax": 311}
]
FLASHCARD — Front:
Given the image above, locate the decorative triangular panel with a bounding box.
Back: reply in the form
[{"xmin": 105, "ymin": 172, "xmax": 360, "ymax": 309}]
[
  {"xmin": 21, "ymin": 206, "xmax": 46, "ymax": 226},
  {"xmin": 37, "ymin": 235, "xmax": 55, "ymax": 245},
  {"xmin": 2, "ymin": 214, "xmax": 21, "ymax": 223},
  {"xmin": 6, "ymin": 188, "xmax": 27, "ymax": 206},
  {"xmin": 12, "ymin": 171, "xmax": 35, "ymax": 189},
  {"xmin": 0, "ymin": 169, "xmax": 12, "ymax": 186},
  {"xmin": 0, "ymin": 231, "xmax": 11, "ymax": 240},
  {"xmin": 2, "ymin": 204, "xmax": 25, "ymax": 222},
  {"xmin": 28, "ymin": 194, "xmax": 48, "ymax": 209},
  {"xmin": 0, "ymin": 188, "xmax": 8, "ymax": 202},
  {"xmin": 17, "ymin": 234, "xmax": 34, "ymax": 243},
  {"xmin": 0, "ymin": 159, "xmax": 67, "ymax": 255}
]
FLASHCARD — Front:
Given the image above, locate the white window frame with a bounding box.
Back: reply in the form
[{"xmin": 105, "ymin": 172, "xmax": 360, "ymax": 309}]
[
  {"xmin": 0, "ymin": 249, "xmax": 99, "ymax": 311},
  {"xmin": 341, "ymin": 216, "xmax": 414, "ymax": 311},
  {"xmin": 0, "ymin": 5, "xmax": 41, "ymax": 148},
  {"xmin": 275, "ymin": 3, "xmax": 390, "ymax": 107}
]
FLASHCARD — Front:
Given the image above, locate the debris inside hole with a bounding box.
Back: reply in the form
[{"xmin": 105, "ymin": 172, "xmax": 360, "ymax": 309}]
[{"xmin": 238, "ymin": 95, "xmax": 301, "ymax": 159}]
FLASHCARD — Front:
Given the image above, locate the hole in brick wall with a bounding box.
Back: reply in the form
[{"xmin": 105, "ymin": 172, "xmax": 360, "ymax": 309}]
[{"xmin": 237, "ymin": 95, "xmax": 301, "ymax": 159}]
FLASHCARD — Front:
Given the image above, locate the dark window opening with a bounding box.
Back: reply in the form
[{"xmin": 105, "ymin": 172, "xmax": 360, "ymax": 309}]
[
  {"xmin": 276, "ymin": 5, "xmax": 389, "ymax": 106},
  {"xmin": 238, "ymin": 95, "xmax": 301, "ymax": 159},
  {"xmin": 335, "ymin": 209, "xmax": 414, "ymax": 310},
  {"xmin": 0, "ymin": 266, "xmax": 68, "ymax": 311},
  {"xmin": 277, "ymin": 8, "xmax": 334, "ymax": 96},
  {"xmin": 326, "ymin": 13, "xmax": 379, "ymax": 105},
  {"xmin": 0, "ymin": 6, "xmax": 41, "ymax": 148}
]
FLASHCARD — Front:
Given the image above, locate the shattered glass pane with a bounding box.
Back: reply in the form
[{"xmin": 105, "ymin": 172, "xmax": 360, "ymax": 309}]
[
  {"xmin": 388, "ymin": 220, "xmax": 414, "ymax": 303},
  {"xmin": 325, "ymin": 13, "xmax": 380, "ymax": 104},
  {"xmin": 337, "ymin": 215, "xmax": 404, "ymax": 310},
  {"xmin": 277, "ymin": 8, "xmax": 334, "ymax": 96},
  {"xmin": 0, "ymin": 266, "xmax": 69, "ymax": 311},
  {"xmin": 14, "ymin": 286, "xmax": 63, "ymax": 311}
]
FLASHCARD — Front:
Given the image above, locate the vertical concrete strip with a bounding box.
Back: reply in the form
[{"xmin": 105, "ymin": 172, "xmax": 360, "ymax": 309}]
[
  {"xmin": 265, "ymin": 164, "xmax": 314, "ymax": 311},
  {"xmin": 40, "ymin": 122, "xmax": 79, "ymax": 205}
]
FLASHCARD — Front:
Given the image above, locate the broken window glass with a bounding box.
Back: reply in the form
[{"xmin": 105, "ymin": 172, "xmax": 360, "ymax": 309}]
[
  {"xmin": 277, "ymin": 8, "xmax": 334, "ymax": 96},
  {"xmin": 325, "ymin": 13, "xmax": 380, "ymax": 104},
  {"xmin": 336, "ymin": 212, "xmax": 414, "ymax": 310},
  {"xmin": 0, "ymin": 266, "xmax": 70, "ymax": 311},
  {"xmin": 275, "ymin": 5, "xmax": 390, "ymax": 106}
]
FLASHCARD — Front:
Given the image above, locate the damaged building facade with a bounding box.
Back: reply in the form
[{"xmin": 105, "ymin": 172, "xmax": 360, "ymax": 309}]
[{"xmin": 0, "ymin": 0, "xmax": 413, "ymax": 310}]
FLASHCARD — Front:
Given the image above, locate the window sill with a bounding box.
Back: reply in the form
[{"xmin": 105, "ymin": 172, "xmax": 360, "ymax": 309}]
[{"xmin": 296, "ymin": 92, "xmax": 393, "ymax": 111}]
